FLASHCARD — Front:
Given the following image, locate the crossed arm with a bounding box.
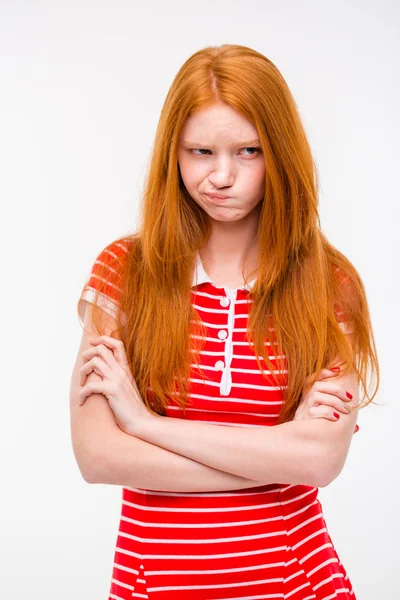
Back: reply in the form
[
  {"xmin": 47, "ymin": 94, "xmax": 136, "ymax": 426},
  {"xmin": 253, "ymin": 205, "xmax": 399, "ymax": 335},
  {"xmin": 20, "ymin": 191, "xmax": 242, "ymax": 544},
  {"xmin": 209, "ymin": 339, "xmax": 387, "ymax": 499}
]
[
  {"xmin": 88, "ymin": 368, "xmax": 359, "ymax": 491},
  {"xmin": 76, "ymin": 313, "xmax": 359, "ymax": 491},
  {"xmin": 126, "ymin": 379, "xmax": 359, "ymax": 489}
]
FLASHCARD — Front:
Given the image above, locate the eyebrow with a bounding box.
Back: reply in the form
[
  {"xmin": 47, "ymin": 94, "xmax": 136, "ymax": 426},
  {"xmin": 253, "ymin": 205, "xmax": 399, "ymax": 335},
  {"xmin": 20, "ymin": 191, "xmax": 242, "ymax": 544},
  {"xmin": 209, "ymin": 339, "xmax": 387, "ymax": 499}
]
[{"xmin": 181, "ymin": 139, "xmax": 261, "ymax": 147}]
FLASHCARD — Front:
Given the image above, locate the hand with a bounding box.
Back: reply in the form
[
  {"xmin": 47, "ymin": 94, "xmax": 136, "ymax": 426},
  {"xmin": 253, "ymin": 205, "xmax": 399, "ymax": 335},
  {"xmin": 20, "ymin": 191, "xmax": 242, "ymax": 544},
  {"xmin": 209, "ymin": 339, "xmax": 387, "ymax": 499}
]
[
  {"xmin": 294, "ymin": 366, "xmax": 359, "ymax": 433},
  {"xmin": 79, "ymin": 335, "xmax": 155, "ymax": 435}
]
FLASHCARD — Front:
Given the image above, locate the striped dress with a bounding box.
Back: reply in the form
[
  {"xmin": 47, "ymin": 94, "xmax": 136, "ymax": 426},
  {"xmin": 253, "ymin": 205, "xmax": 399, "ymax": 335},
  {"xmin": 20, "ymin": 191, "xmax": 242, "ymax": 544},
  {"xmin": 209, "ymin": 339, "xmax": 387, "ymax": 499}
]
[{"xmin": 78, "ymin": 239, "xmax": 357, "ymax": 600}]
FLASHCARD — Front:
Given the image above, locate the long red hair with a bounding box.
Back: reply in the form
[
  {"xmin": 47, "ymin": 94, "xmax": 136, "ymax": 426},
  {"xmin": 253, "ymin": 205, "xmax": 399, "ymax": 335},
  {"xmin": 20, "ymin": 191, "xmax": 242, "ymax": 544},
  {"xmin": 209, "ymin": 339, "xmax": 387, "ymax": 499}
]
[{"xmin": 77, "ymin": 44, "xmax": 380, "ymax": 423}]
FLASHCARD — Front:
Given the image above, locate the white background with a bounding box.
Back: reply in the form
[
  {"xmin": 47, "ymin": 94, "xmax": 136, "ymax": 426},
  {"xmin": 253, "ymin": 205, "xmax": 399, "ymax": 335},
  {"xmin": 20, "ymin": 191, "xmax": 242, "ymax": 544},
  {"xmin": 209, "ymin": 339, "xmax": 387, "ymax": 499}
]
[{"xmin": 1, "ymin": 0, "xmax": 398, "ymax": 597}]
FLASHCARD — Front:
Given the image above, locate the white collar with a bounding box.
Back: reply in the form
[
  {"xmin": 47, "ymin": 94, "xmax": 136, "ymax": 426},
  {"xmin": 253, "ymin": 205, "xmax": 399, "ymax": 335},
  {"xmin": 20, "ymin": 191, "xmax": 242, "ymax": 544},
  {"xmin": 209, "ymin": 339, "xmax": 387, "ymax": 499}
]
[{"xmin": 191, "ymin": 253, "xmax": 256, "ymax": 291}]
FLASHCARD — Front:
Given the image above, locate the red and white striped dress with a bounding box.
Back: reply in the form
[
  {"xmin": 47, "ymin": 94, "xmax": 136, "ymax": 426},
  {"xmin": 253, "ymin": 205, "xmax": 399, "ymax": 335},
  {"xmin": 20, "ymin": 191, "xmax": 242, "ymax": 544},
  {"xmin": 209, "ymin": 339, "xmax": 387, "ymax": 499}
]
[{"xmin": 79, "ymin": 239, "xmax": 357, "ymax": 600}]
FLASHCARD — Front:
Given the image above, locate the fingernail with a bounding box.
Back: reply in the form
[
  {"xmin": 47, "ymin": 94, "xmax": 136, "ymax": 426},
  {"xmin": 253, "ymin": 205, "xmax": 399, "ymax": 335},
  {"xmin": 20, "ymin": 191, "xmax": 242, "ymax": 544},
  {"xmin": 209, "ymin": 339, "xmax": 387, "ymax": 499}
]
[
  {"xmin": 333, "ymin": 412, "xmax": 340, "ymax": 419},
  {"xmin": 346, "ymin": 391, "xmax": 353, "ymax": 399},
  {"xmin": 330, "ymin": 367, "xmax": 341, "ymax": 372}
]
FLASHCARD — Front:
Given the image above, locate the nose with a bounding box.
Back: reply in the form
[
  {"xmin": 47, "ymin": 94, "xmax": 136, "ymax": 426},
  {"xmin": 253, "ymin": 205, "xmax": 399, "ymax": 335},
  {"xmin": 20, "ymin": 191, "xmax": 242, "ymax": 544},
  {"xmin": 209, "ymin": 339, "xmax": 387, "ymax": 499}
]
[{"xmin": 207, "ymin": 156, "xmax": 235, "ymax": 188}]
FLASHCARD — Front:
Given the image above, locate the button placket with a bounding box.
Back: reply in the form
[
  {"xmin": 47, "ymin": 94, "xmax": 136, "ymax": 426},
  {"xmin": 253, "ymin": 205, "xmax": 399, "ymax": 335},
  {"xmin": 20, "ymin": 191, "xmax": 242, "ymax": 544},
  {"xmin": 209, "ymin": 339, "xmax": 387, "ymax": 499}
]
[
  {"xmin": 220, "ymin": 296, "xmax": 230, "ymax": 308},
  {"xmin": 219, "ymin": 289, "xmax": 236, "ymax": 395}
]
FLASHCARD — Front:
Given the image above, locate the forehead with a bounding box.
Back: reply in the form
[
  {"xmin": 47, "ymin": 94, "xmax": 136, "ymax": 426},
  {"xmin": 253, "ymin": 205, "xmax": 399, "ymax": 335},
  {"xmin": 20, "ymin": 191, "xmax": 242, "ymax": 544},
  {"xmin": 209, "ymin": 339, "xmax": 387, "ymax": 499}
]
[{"xmin": 180, "ymin": 103, "xmax": 259, "ymax": 143}]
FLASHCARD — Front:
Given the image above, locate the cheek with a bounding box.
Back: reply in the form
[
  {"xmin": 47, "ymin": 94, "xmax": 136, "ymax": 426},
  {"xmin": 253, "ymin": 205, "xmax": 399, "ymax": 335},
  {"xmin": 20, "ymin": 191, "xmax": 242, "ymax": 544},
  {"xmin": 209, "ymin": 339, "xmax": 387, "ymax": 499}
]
[
  {"xmin": 179, "ymin": 159, "xmax": 207, "ymax": 190},
  {"xmin": 253, "ymin": 161, "xmax": 266, "ymax": 184},
  {"xmin": 250, "ymin": 163, "xmax": 266, "ymax": 195}
]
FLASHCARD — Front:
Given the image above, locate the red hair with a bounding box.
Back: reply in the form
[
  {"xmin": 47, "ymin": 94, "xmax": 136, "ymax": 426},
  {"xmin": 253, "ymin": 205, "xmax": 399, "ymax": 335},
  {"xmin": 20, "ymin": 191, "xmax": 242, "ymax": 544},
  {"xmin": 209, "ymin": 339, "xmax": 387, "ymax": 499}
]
[{"xmin": 77, "ymin": 44, "xmax": 380, "ymax": 423}]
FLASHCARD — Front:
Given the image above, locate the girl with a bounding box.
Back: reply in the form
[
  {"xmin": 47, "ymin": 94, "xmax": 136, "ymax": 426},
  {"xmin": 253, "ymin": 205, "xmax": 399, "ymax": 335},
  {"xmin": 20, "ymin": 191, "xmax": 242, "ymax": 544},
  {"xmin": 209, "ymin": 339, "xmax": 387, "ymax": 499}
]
[{"xmin": 71, "ymin": 44, "xmax": 379, "ymax": 599}]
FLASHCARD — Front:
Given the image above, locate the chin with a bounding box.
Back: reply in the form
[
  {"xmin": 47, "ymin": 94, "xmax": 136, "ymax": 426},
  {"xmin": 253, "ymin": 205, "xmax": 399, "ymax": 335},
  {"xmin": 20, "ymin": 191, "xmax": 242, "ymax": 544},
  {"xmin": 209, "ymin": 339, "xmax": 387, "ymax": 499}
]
[{"xmin": 208, "ymin": 212, "xmax": 246, "ymax": 222}]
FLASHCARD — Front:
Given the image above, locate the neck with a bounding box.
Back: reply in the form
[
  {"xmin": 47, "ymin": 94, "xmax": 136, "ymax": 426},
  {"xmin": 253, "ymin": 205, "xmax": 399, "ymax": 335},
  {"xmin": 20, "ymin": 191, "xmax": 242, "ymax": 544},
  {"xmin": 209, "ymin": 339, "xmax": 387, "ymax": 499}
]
[{"xmin": 199, "ymin": 205, "xmax": 261, "ymax": 284}]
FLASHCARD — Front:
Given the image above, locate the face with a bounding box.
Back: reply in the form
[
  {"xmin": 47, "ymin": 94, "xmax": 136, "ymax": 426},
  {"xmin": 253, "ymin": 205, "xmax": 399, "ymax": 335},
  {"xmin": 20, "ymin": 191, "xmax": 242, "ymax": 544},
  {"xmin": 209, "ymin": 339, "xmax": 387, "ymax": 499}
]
[{"xmin": 177, "ymin": 103, "xmax": 266, "ymax": 223}]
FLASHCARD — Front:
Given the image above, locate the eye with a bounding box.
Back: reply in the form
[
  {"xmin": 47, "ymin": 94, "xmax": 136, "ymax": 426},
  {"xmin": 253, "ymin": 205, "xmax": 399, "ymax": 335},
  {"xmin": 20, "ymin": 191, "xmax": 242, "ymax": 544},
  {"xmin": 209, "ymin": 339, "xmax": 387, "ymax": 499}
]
[
  {"xmin": 240, "ymin": 147, "xmax": 262, "ymax": 156},
  {"xmin": 191, "ymin": 149, "xmax": 211, "ymax": 155},
  {"xmin": 190, "ymin": 147, "xmax": 262, "ymax": 156}
]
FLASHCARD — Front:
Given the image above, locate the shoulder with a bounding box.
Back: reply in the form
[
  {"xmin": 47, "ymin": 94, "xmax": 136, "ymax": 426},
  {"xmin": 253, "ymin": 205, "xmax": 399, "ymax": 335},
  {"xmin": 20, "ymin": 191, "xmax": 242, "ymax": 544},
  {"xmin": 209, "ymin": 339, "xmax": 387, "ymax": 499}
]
[
  {"xmin": 78, "ymin": 236, "xmax": 134, "ymax": 327},
  {"xmin": 95, "ymin": 237, "xmax": 132, "ymax": 265},
  {"xmin": 88, "ymin": 236, "xmax": 132, "ymax": 288}
]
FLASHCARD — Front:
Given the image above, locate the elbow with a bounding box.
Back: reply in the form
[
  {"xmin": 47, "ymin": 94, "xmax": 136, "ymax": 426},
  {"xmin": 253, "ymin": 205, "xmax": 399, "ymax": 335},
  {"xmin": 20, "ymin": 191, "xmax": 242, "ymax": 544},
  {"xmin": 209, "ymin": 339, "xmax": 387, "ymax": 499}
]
[
  {"xmin": 73, "ymin": 457, "xmax": 98, "ymax": 485},
  {"xmin": 82, "ymin": 449, "xmax": 108, "ymax": 484},
  {"xmin": 81, "ymin": 463, "xmax": 98, "ymax": 484},
  {"xmin": 316, "ymin": 467, "xmax": 339, "ymax": 488},
  {"xmin": 309, "ymin": 440, "xmax": 343, "ymax": 488},
  {"xmin": 311, "ymin": 445, "xmax": 343, "ymax": 489},
  {"xmin": 79, "ymin": 469, "xmax": 96, "ymax": 484},
  {"xmin": 71, "ymin": 441, "xmax": 104, "ymax": 484},
  {"xmin": 77, "ymin": 459, "xmax": 99, "ymax": 485}
]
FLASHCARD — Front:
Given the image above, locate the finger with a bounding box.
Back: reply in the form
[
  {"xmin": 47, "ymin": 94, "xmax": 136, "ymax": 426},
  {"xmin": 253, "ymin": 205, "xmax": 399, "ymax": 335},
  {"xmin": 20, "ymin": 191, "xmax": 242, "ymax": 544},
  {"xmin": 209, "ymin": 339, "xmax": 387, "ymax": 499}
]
[
  {"xmin": 89, "ymin": 336, "xmax": 133, "ymax": 379},
  {"xmin": 315, "ymin": 367, "xmax": 342, "ymax": 382},
  {"xmin": 310, "ymin": 394, "xmax": 351, "ymax": 415},
  {"xmin": 83, "ymin": 344, "xmax": 125, "ymax": 375},
  {"xmin": 79, "ymin": 378, "xmax": 110, "ymax": 406},
  {"xmin": 79, "ymin": 356, "xmax": 112, "ymax": 387},
  {"xmin": 303, "ymin": 367, "xmax": 342, "ymax": 393},
  {"xmin": 308, "ymin": 406, "xmax": 340, "ymax": 421},
  {"xmin": 312, "ymin": 380, "xmax": 354, "ymax": 404},
  {"xmin": 89, "ymin": 335, "xmax": 129, "ymax": 366}
]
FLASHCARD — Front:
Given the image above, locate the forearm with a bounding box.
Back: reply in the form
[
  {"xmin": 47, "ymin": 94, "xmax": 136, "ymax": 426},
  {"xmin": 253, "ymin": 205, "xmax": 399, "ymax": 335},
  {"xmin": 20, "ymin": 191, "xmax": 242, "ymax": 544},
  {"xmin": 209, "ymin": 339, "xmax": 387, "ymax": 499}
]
[
  {"xmin": 131, "ymin": 416, "xmax": 332, "ymax": 487},
  {"xmin": 89, "ymin": 424, "xmax": 269, "ymax": 492}
]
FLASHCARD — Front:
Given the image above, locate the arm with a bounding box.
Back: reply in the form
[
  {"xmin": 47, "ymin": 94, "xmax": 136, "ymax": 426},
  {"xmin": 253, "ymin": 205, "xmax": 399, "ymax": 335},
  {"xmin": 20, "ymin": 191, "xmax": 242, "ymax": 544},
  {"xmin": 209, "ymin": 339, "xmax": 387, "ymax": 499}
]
[
  {"xmin": 70, "ymin": 305, "xmax": 267, "ymax": 492},
  {"xmin": 71, "ymin": 372, "xmax": 268, "ymax": 492},
  {"xmin": 129, "ymin": 369, "xmax": 360, "ymax": 489},
  {"xmin": 85, "ymin": 400, "xmax": 268, "ymax": 492}
]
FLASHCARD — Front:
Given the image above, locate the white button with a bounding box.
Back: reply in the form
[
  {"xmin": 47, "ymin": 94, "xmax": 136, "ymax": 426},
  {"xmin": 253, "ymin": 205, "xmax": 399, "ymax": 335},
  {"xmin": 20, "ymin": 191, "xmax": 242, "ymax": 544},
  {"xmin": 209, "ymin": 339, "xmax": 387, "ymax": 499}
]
[
  {"xmin": 220, "ymin": 297, "xmax": 230, "ymax": 307},
  {"xmin": 218, "ymin": 330, "xmax": 228, "ymax": 340},
  {"xmin": 215, "ymin": 360, "xmax": 225, "ymax": 370}
]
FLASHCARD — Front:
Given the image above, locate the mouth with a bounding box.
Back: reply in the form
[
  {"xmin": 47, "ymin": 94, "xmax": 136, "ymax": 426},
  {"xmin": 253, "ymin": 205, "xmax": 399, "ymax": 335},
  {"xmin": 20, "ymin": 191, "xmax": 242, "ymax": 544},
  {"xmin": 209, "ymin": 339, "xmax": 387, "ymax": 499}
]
[{"xmin": 205, "ymin": 193, "xmax": 230, "ymax": 201}]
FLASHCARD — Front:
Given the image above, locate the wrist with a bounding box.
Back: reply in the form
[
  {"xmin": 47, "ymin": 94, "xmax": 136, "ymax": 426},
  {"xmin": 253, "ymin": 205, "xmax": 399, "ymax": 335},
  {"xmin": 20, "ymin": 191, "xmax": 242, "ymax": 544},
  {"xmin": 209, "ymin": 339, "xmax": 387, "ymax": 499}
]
[{"xmin": 127, "ymin": 412, "xmax": 161, "ymax": 438}]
